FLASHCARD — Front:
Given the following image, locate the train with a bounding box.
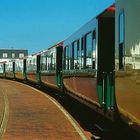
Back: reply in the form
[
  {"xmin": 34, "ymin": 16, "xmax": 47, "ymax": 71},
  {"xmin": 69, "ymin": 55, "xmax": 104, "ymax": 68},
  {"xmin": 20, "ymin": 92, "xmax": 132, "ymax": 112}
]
[{"xmin": 0, "ymin": 2, "xmax": 140, "ymax": 133}]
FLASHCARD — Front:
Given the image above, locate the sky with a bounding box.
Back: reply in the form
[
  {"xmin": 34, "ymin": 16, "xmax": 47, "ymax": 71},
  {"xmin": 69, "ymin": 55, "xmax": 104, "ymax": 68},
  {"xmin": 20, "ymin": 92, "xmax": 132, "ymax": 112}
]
[{"xmin": 0, "ymin": 0, "xmax": 114, "ymax": 54}]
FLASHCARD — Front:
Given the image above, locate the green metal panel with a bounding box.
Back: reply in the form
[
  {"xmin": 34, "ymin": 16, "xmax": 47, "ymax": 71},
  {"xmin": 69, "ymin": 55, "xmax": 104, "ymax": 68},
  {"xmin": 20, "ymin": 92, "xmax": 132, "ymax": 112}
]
[
  {"xmin": 56, "ymin": 72, "xmax": 63, "ymax": 88},
  {"xmin": 107, "ymin": 74, "xmax": 115, "ymax": 109},
  {"xmin": 111, "ymin": 86, "xmax": 115, "ymax": 108},
  {"xmin": 97, "ymin": 85, "xmax": 103, "ymax": 108},
  {"xmin": 106, "ymin": 74, "xmax": 115, "ymax": 110},
  {"xmin": 36, "ymin": 71, "xmax": 41, "ymax": 83},
  {"xmin": 106, "ymin": 75, "xmax": 111, "ymax": 109},
  {"xmin": 97, "ymin": 73, "xmax": 115, "ymax": 110},
  {"xmin": 23, "ymin": 71, "xmax": 26, "ymax": 79}
]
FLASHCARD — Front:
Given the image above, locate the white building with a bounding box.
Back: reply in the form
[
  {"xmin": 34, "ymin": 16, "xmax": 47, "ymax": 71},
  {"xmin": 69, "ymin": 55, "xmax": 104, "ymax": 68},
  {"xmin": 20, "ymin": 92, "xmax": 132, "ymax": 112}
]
[{"xmin": 0, "ymin": 49, "xmax": 28, "ymax": 63}]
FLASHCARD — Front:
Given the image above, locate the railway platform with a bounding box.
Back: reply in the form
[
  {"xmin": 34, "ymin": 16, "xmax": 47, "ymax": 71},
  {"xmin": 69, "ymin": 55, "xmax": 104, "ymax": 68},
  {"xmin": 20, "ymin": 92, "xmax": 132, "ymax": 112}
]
[{"xmin": 0, "ymin": 79, "xmax": 90, "ymax": 140}]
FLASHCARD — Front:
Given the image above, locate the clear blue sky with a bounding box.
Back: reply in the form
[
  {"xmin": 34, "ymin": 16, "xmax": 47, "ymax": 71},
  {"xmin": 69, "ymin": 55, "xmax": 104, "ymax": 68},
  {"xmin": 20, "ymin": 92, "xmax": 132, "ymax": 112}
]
[{"xmin": 0, "ymin": 0, "xmax": 114, "ymax": 54}]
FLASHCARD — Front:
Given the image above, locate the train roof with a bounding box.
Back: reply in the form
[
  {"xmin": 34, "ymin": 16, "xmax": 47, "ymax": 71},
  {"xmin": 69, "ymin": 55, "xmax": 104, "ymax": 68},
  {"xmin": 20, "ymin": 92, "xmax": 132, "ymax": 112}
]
[
  {"xmin": 14, "ymin": 58, "xmax": 24, "ymax": 61},
  {"xmin": 97, "ymin": 4, "xmax": 115, "ymax": 18},
  {"xmin": 64, "ymin": 4, "xmax": 115, "ymax": 46},
  {"xmin": 31, "ymin": 41, "xmax": 63, "ymax": 56},
  {"xmin": 25, "ymin": 55, "xmax": 33, "ymax": 59},
  {"xmin": 48, "ymin": 41, "xmax": 64, "ymax": 50}
]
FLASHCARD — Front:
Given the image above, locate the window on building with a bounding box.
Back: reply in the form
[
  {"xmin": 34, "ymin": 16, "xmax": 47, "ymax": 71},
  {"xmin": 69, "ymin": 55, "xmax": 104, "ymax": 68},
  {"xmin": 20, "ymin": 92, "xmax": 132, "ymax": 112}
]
[
  {"xmin": 119, "ymin": 11, "xmax": 125, "ymax": 70},
  {"xmin": 2, "ymin": 53, "xmax": 8, "ymax": 58},
  {"xmin": 12, "ymin": 53, "xmax": 15, "ymax": 58},
  {"xmin": 19, "ymin": 53, "xmax": 24, "ymax": 58}
]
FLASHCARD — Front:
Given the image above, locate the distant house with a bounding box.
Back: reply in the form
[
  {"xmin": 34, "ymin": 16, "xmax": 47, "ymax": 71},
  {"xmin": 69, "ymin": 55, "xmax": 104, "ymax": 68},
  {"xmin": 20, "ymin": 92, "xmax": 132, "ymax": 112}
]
[{"xmin": 0, "ymin": 49, "xmax": 28, "ymax": 62}]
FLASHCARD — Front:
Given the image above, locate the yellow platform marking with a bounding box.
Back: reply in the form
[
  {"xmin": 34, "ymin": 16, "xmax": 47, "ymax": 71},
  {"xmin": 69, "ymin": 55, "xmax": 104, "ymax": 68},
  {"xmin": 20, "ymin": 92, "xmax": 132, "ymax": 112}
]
[{"xmin": 0, "ymin": 88, "xmax": 9, "ymax": 140}]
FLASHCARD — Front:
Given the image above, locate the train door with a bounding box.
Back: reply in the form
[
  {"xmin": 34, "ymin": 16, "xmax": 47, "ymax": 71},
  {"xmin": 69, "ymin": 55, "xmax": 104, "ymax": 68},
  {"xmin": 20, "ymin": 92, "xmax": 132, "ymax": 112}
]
[
  {"xmin": 56, "ymin": 46, "xmax": 63, "ymax": 88},
  {"xmin": 97, "ymin": 15, "xmax": 115, "ymax": 110}
]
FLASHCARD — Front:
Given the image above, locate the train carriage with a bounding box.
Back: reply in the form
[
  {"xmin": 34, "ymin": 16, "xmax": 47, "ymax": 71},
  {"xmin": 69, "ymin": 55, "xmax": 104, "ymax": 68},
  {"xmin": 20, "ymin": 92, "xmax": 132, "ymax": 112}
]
[
  {"xmin": 40, "ymin": 41, "xmax": 63, "ymax": 89},
  {"xmin": 63, "ymin": 4, "xmax": 115, "ymax": 117}
]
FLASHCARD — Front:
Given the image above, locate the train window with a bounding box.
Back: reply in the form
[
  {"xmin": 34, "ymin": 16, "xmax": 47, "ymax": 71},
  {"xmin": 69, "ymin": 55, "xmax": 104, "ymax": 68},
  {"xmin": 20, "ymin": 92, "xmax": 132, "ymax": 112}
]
[
  {"xmin": 69, "ymin": 44, "xmax": 73, "ymax": 69},
  {"xmin": 92, "ymin": 30, "xmax": 96, "ymax": 69},
  {"xmin": 15, "ymin": 60, "xmax": 23, "ymax": 72},
  {"xmin": 77, "ymin": 40, "xmax": 80, "ymax": 69},
  {"xmin": 40, "ymin": 52, "xmax": 48, "ymax": 71},
  {"xmin": 71, "ymin": 43, "xmax": 74, "ymax": 69},
  {"xmin": 15, "ymin": 62, "xmax": 18, "ymax": 72},
  {"xmin": 53, "ymin": 49, "xmax": 56, "ymax": 70},
  {"xmin": 26, "ymin": 59, "xmax": 30, "ymax": 72},
  {"xmin": 51, "ymin": 48, "xmax": 56, "ymax": 70},
  {"xmin": 119, "ymin": 12, "xmax": 124, "ymax": 44},
  {"xmin": 81, "ymin": 37, "xmax": 84, "ymax": 69},
  {"xmin": 48, "ymin": 51, "xmax": 52, "ymax": 70},
  {"xmin": 0, "ymin": 64, "xmax": 4, "ymax": 73},
  {"xmin": 119, "ymin": 11, "xmax": 125, "ymax": 69},
  {"xmin": 33, "ymin": 57, "xmax": 37, "ymax": 71},
  {"xmin": 40, "ymin": 55, "xmax": 47, "ymax": 71},
  {"xmin": 6, "ymin": 62, "xmax": 13, "ymax": 72},
  {"xmin": 63, "ymin": 47, "xmax": 66, "ymax": 70},
  {"xmin": 46, "ymin": 56, "xmax": 48, "ymax": 70},
  {"xmin": 73, "ymin": 41, "xmax": 79, "ymax": 69},
  {"xmin": 85, "ymin": 32, "xmax": 92, "ymax": 69},
  {"xmin": 45, "ymin": 49, "xmax": 56, "ymax": 71},
  {"xmin": 26, "ymin": 56, "xmax": 37, "ymax": 72},
  {"xmin": 65, "ymin": 46, "xmax": 70, "ymax": 70},
  {"xmin": 45, "ymin": 52, "xmax": 49, "ymax": 70}
]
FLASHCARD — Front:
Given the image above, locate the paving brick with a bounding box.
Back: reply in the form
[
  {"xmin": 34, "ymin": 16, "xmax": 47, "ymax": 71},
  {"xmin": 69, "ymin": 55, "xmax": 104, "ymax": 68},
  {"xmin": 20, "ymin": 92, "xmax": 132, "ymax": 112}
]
[{"xmin": 0, "ymin": 79, "xmax": 89, "ymax": 140}]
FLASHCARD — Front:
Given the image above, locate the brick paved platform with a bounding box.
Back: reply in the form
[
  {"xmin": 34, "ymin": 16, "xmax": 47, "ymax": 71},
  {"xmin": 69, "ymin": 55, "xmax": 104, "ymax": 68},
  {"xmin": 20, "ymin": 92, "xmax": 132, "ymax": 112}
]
[{"xmin": 0, "ymin": 79, "xmax": 90, "ymax": 140}]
